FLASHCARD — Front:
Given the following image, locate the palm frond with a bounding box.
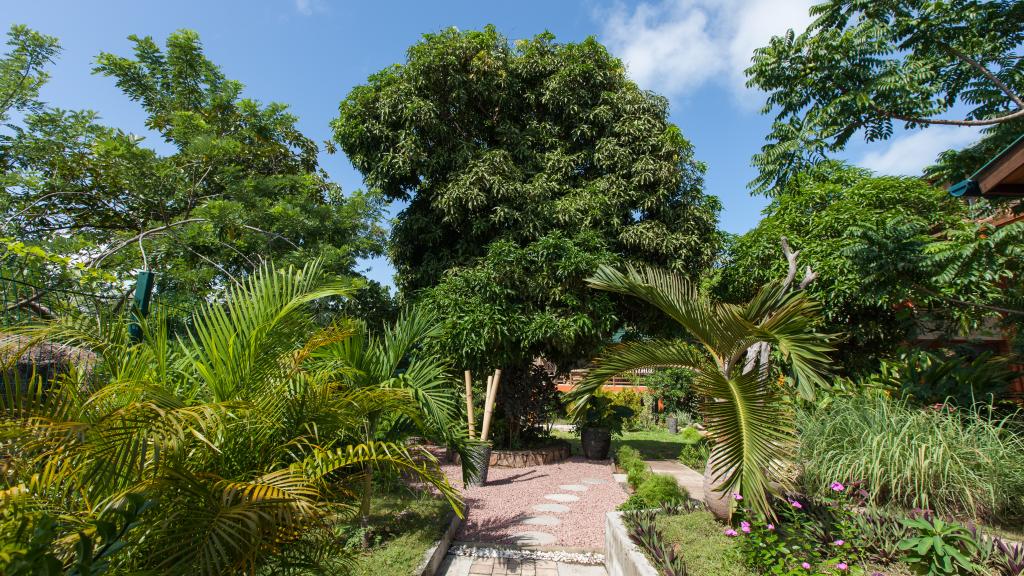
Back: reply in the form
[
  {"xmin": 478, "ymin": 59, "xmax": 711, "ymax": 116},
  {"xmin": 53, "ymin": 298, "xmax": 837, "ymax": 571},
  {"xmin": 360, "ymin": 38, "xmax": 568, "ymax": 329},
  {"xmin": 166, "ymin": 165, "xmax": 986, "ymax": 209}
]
[
  {"xmin": 697, "ymin": 368, "xmax": 794, "ymax": 519},
  {"xmin": 587, "ymin": 264, "xmax": 723, "ymax": 352},
  {"xmin": 295, "ymin": 441, "xmax": 463, "ymax": 518}
]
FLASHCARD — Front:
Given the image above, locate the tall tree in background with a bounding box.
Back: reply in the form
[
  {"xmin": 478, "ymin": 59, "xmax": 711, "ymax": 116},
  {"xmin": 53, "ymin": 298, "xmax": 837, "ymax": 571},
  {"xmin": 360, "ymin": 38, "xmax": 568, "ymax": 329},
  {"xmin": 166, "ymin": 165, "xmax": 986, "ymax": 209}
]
[
  {"xmin": 715, "ymin": 162, "xmax": 967, "ymax": 374},
  {"xmin": 1, "ymin": 27, "xmax": 385, "ymax": 306},
  {"xmin": 747, "ymin": 0, "xmax": 1024, "ymax": 194},
  {"xmin": 333, "ymin": 26, "xmax": 721, "ymax": 370}
]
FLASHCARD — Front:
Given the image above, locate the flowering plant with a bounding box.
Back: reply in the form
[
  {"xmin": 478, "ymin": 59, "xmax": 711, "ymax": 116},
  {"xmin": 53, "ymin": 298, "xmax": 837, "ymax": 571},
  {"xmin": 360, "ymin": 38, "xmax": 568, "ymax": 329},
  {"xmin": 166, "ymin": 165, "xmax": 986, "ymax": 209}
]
[{"xmin": 730, "ymin": 482, "xmax": 867, "ymax": 575}]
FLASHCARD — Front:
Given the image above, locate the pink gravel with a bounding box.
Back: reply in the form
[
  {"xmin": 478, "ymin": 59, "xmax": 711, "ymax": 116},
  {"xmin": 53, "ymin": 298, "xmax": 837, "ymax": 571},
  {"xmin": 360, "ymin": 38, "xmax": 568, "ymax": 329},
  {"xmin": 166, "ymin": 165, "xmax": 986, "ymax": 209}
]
[{"xmin": 441, "ymin": 457, "xmax": 627, "ymax": 550}]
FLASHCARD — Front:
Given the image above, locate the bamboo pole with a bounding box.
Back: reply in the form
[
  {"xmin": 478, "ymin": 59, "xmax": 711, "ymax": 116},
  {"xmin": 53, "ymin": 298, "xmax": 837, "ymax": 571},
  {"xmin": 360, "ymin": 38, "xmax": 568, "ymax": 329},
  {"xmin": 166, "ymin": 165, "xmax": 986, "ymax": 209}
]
[
  {"xmin": 479, "ymin": 369, "xmax": 502, "ymax": 442},
  {"xmin": 464, "ymin": 370, "xmax": 476, "ymax": 439}
]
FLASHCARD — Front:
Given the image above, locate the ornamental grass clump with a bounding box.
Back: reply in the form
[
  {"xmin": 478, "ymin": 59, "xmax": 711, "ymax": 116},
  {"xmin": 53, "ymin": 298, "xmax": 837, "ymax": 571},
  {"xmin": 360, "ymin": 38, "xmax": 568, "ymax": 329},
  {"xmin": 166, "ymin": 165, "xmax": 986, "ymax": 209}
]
[{"xmin": 799, "ymin": 396, "xmax": 1024, "ymax": 524}]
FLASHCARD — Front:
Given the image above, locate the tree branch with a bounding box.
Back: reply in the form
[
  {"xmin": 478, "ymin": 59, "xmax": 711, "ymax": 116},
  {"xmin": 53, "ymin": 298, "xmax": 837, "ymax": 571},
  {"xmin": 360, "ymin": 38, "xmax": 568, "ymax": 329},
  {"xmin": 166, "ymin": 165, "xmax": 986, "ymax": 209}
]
[
  {"xmin": 88, "ymin": 218, "xmax": 206, "ymax": 268},
  {"xmin": 880, "ymin": 104, "xmax": 1024, "ymax": 127},
  {"xmin": 944, "ymin": 45, "xmax": 1024, "ymax": 109}
]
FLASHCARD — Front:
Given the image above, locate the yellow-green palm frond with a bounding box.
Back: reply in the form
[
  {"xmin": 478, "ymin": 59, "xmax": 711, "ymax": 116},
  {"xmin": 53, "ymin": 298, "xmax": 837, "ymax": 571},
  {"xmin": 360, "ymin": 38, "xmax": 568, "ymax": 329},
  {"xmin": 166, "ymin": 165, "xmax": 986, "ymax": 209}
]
[
  {"xmin": 183, "ymin": 260, "xmax": 355, "ymax": 402},
  {"xmin": 148, "ymin": 468, "xmax": 323, "ymax": 576},
  {"xmin": 295, "ymin": 441, "xmax": 463, "ymax": 518}
]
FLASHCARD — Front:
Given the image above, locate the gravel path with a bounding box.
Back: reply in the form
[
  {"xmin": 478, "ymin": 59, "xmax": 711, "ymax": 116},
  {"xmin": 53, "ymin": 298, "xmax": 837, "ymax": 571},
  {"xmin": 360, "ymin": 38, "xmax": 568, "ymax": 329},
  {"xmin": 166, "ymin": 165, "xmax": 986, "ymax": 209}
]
[{"xmin": 442, "ymin": 457, "xmax": 627, "ymax": 550}]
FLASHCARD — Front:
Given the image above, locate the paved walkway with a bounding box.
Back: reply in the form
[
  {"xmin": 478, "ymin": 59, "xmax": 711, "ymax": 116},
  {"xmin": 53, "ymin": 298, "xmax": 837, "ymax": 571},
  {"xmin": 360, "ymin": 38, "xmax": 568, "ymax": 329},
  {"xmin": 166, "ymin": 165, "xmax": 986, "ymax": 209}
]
[
  {"xmin": 440, "ymin": 457, "xmax": 627, "ymax": 549},
  {"xmin": 438, "ymin": 554, "xmax": 606, "ymax": 575},
  {"xmin": 645, "ymin": 459, "xmax": 704, "ymax": 500}
]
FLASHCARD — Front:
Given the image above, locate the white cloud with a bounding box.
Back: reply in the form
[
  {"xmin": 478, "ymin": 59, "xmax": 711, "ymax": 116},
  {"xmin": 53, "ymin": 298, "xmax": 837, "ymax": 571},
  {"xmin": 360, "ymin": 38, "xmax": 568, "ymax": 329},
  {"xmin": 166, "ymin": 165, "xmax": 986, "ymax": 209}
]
[
  {"xmin": 600, "ymin": 0, "xmax": 813, "ymax": 100},
  {"xmin": 857, "ymin": 127, "xmax": 983, "ymax": 176},
  {"xmin": 293, "ymin": 0, "xmax": 326, "ymax": 16}
]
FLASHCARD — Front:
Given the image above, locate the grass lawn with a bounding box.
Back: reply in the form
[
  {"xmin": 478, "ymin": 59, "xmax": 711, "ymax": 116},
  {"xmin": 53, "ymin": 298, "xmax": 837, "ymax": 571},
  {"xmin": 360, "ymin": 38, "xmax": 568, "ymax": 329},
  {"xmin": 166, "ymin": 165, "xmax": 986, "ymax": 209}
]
[
  {"xmin": 347, "ymin": 490, "xmax": 452, "ymax": 576},
  {"xmin": 655, "ymin": 510, "xmax": 753, "ymax": 576},
  {"xmin": 552, "ymin": 427, "xmax": 687, "ymax": 460}
]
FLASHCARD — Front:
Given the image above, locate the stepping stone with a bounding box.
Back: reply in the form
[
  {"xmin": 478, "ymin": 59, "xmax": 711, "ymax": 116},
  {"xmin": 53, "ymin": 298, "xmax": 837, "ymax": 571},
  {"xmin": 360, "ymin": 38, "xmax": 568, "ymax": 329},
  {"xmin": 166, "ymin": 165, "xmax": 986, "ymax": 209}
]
[
  {"xmin": 582, "ymin": 478, "xmax": 607, "ymax": 485},
  {"xmin": 532, "ymin": 503, "xmax": 570, "ymax": 513},
  {"xmin": 544, "ymin": 493, "xmax": 579, "ymax": 503},
  {"xmin": 559, "ymin": 484, "xmax": 589, "ymax": 492},
  {"xmin": 510, "ymin": 531, "xmax": 556, "ymax": 546},
  {"xmin": 522, "ymin": 515, "xmax": 561, "ymax": 526}
]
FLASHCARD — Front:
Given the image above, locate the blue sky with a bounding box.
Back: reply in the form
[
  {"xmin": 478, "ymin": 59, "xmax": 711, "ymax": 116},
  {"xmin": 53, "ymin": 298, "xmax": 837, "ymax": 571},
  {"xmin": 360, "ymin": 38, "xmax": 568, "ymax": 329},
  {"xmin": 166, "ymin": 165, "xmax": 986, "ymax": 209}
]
[{"xmin": 5, "ymin": 0, "xmax": 982, "ymax": 288}]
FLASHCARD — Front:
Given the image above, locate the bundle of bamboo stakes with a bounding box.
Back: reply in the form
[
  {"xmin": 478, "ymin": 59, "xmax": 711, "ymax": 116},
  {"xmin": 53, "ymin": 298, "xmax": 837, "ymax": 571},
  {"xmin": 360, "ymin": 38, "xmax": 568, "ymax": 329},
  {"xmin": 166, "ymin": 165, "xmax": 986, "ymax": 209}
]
[{"xmin": 464, "ymin": 368, "xmax": 502, "ymax": 442}]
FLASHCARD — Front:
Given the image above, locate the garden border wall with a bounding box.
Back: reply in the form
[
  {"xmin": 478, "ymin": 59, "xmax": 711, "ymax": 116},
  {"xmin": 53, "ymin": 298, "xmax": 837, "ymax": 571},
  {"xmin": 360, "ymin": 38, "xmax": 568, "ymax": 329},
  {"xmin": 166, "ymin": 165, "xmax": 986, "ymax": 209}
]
[
  {"xmin": 604, "ymin": 511, "xmax": 660, "ymax": 576},
  {"xmin": 453, "ymin": 440, "xmax": 571, "ymax": 468}
]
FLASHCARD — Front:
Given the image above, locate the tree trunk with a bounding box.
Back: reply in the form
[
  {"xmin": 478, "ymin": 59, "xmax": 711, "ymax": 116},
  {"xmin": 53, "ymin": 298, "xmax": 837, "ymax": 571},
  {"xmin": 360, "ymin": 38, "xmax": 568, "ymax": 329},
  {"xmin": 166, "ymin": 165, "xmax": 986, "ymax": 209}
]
[
  {"xmin": 703, "ymin": 448, "xmax": 732, "ymax": 520},
  {"xmin": 359, "ymin": 467, "xmax": 372, "ymax": 548}
]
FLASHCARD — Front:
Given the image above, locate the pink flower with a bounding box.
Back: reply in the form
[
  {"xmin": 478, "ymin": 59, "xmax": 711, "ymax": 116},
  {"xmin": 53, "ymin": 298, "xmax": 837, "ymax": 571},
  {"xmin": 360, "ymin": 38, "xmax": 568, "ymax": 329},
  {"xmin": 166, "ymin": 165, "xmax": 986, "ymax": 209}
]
[
  {"xmin": 830, "ymin": 481, "xmax": 845, "ymax": 492},
  {"xmin": 767, "ymin": 523, "xmax": 775, "ymax": 531},
  {"xmin": 732, "ymin": 492, "xmax": 743, "ymax": 501},
  {"xmin": 833, "ymin": 539, "xmax": 845, "ymax": 546},
  {"xmin": 740, "ymin": 521, "xmax": 751, "ymax": 533},
  {"xmin": 724, "ymin": 528, "xmax": 738, "ymax": 537},
  {"xmin": 837, "ymin": 562, "xmax": 848, "ymax": 571},
  {"xmin": 801, "ymin": 562, "xmax": 811, "ymax": 570},
  {"xmin": 789, "ymin": 499, "xmax": 803, "ymax": 509}
]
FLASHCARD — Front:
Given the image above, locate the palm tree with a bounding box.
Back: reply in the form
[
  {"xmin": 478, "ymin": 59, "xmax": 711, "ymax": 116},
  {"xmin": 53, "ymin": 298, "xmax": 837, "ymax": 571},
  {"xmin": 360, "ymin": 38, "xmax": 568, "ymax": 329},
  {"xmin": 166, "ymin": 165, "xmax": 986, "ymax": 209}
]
[
  {"xmin": 309, "ymin": 307, "xmax": 469, "ymax": 539},
  {"xmin": 566, "ymin": 264, "xmax": 834, "ymax": 519},
  {"xmin": 1, "ymin": 261, "xmax": 463, "ymax": 575}
]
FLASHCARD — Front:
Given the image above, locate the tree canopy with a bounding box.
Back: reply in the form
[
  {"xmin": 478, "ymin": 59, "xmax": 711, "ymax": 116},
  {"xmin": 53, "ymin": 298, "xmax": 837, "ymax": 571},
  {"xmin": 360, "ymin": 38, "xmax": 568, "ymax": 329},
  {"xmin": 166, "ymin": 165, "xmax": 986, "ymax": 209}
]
[
  {"xmin": 333, "ymin": 26, "xmax": 721, "ymax": 369},
  {"xmin": 746, "ymin": 0, "xmax": 1024, "ymax": 194},
  {"xmin": 715, "ymin": 162, "xmax": 967, "ymax": 373},
  {"xmin": 0, "ymin": 27, "xmax": 385, "ymax": 305}
]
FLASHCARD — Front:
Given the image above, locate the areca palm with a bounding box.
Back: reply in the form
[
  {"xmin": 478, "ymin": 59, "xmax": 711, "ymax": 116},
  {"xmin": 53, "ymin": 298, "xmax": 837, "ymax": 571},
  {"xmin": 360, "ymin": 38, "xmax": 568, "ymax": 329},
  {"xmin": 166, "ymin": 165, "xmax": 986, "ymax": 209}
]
[
  {"xmin": 1, "ymin": 261, "xmax": 462, "ymax": 575},
  {"xmin": 309, "ymin": 307, "xmax": 469, "ymax": 533},
  {"xmin": 566, "ymin": 264, "xmax": 834, "ymax": 518}
]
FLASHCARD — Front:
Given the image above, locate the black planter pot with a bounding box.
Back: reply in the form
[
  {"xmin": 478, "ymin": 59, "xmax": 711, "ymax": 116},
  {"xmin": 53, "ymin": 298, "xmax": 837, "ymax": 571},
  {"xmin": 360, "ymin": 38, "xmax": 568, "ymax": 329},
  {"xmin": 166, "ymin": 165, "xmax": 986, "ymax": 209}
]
[
  {"xmin": 580, "ymin": 427, "xmax": 611, "ymax": 460},
  {"xmin": 463, "ymin": 444, "xmax": 492, "ymax": 487},
  {"xmin": 666, "ymin": 415, "xmax": 678, "ymax": 434}
]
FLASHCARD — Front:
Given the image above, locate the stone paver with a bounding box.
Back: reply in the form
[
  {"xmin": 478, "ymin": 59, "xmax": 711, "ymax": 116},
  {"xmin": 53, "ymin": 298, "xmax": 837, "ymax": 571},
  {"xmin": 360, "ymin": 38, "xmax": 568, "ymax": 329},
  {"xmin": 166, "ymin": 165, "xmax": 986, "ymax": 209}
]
[
  {"xmin": 580, "ymin": 478, "xmax": 606, "ymax": 485},
  {"xmin": 521, "ymin": 515, "xmax": 561, "ymax": 526},
  {"xmin": 510, "ymin": 531, "xmax": 557, "ymax": 546},
  {"xmin": 543, "ymin": 493, "xmax": 579, "ymax": 503},
  {"xmin": 440, "ymin": 556, "xmax": 606, "ymax": 576},
  {"xmin": 558, "ymin": 484, "xmax": 588, "ymax": 492},
  {"xmin": 531, "ymin": 503, "xmax": 570, "ymax": 513},
  {"xmin": 645, "ymin": 459, "xmax": 705, "ymax": 500}
]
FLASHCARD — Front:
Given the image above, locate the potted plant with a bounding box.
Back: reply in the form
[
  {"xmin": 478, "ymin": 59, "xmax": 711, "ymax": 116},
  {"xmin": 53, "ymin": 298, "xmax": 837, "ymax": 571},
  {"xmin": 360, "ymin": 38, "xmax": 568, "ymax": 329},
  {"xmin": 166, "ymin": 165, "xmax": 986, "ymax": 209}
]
[{"xmin": 574, "ymin": 393, "xmax": 634, "ymax": 460}]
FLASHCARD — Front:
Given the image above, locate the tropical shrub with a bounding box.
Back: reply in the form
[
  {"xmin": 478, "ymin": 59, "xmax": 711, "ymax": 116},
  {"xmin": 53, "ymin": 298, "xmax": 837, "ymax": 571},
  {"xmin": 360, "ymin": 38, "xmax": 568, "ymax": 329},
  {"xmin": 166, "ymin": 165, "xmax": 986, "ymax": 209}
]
[
  {"xmin": 573, "ymin": 391, "xmax": 635, "ymax": 436},
  {"xmin": 877, "ymin": 349, "xmax": 1018, "ymax": 408},
  {"xmin": 898, "ymin": 515, "xmax": 980, "ymax": 575},
  {"xmin": 488, "ymin": 363, "xmax": 562, "ymax": 449},
  {"xmin": 799, "ymin": 396, "xmax": 1024, "ymax": 524},
  {"xmin": 0, "ymin": 262, "xmax": 464, "ymax": 575},
  {"xmin": 639, "ymin": 367, "xmax": 699, "ymax": 420},
  {"xmin": 610, "ymin": 388, "xmax": 650, "ymax": 431}
]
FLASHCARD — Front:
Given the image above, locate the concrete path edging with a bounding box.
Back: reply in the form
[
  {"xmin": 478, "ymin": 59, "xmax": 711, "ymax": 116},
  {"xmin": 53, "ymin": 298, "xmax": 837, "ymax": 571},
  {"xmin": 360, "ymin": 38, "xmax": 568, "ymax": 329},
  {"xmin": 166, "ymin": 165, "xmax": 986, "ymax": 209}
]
[{"xmin": 418, "ymin": 508, "xmax": 466, "ymax": 576}]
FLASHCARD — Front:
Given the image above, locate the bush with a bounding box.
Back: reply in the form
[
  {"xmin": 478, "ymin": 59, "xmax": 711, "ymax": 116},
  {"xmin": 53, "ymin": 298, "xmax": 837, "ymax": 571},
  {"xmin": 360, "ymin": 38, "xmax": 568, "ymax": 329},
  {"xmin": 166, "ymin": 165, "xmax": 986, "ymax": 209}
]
[
  {"xmin": 610, "ymin": 388, "xmax": 648, "ymax": 431},
  {"xmin": 619, "ymin": 474, "xmax": 687, "ymax": 510},
  {"xmin": 678, "ymin": 426, "xmax": 704, "ymax": 444},
  {"xmin": 677, "ymin": 443, "xmax": 710, "ymax": 471},
  {"xmin": 799, "ymin": 396, "xmax": 1024, "ymax": 524},
  {"xmin": 676, "ymin": 426, "xmax": 710, "ymax": 470}
]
